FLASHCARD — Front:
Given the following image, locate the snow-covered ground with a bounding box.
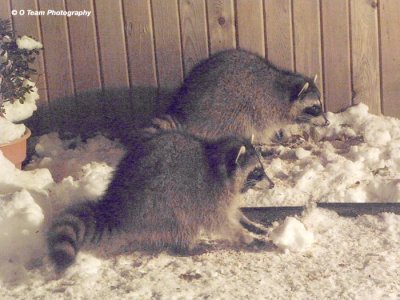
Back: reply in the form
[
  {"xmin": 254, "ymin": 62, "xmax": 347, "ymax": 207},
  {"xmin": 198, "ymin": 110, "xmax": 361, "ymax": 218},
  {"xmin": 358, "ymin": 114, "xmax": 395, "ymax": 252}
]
[
  {"xmin": 246, "ymin": 103, "xmax": 400, "ymax": 206},
  {"xmin": 1, "ymin": 103, "xmax": 400, "ymax": 299}
]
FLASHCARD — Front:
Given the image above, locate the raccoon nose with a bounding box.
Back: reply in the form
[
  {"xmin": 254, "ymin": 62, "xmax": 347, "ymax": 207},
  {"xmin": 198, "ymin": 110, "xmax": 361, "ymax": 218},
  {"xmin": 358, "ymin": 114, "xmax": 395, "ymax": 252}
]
[{"xmin": 303, "ymin": 105, "xmax": 322, "ymax": 116}]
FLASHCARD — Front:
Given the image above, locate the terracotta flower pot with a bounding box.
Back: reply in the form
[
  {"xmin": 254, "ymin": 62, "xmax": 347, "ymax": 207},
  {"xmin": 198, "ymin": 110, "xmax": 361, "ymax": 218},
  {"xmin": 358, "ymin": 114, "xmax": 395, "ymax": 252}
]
[{"xmin": 0, "ymin": 127, "xmax": 31, "ymax": 169}]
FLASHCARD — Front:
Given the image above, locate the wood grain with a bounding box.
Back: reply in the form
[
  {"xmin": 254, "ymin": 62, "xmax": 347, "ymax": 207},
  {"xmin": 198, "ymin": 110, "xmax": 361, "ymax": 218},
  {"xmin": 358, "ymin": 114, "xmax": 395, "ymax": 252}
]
[
  {"xmin": 123, "ymin": 0, "xmax": 157, "ymax": 88},
  {"xmin": 38, "ymin": 0, "xmax": 74, "ymax": 101},
  {"xmin": 65, "ymin": 0, "xmax": 101, "ymax": 93},
  {"xmin": 0, "ymin": 0, "xmax": 11, "ymax": 19},
  {"xmin": 3, "ymin": 1, "xmax": 400, "ymax": 118},
  {"xmin": 320, "ymin": 0, "xmax": 352, "ymax": 113},
  {"xmin": 236, "ymin": 0, "xmax": 265, "ymax": 57},
  {"xmin": 95, "ymin": 0, "xmax": 129, "ymax": 89},
  {"xmin": 350, "ymin": 0, "xmax": 381, "ymax": 114},
  {"xmin": 151, "ymin": 0, "xmax": 183, "ymax": 90},
  {"xmin": 292, "ymin": 0, "xmax": 323, "ymax": 99},
  {"xmin": 379, "ymin": 0, "xmax": 400, "ymax": 117},
  {"xmin": 66, "ymin": 0, "xmax": 101, "ymax": 93},
  {"xmin": 11, "ymin": 0, "xmax": 48, "ymax": 104},
  {"xmin": 206, "ymin": 0, "xmax": 235, "ymax": 54},
  {"xmin": 179, "ymin": 0, "xmax": 208, "ymax": 76},
  {"xmin": 264, "ymin": 0, "xmax": 294, "ymax": 71}
]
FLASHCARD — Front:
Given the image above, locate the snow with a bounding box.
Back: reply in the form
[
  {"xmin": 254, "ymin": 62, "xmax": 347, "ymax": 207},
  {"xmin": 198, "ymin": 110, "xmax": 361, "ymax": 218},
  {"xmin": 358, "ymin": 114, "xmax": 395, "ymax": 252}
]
[
  {"xmin": 269, "ymin": 217, "xmax": 314, "ymax": 252},
  {"xmin": 0, "ymin": 117, "xmax": 26, "ymax": 144},
  {"xmin": 0, "ymin": 50, "xmax": 7, "ymax": 63},
  {"xmin": 2, "ymin": 80, "xmax": 40, "ymax": 123},
  {"xmin": 245, "ymin": 103, "xmax": 400, "ymax": 206},
  {"xmin": 1, "ymin": 103, "xmax": 400, "ymax": 298},
  {"xmin": 0, "ymin": 190, "xmax": 44, "ymax": 283},
  {"xmin": 15, "ymin": 35, "xmax": 43, "ymax": 51},
  {"xmin": 295, "ymin": 147, "xmax": 311, "ymax": 159},
  {"xmin": 0, "ymin": 151, "xmax": 53, "ymax": 193}
]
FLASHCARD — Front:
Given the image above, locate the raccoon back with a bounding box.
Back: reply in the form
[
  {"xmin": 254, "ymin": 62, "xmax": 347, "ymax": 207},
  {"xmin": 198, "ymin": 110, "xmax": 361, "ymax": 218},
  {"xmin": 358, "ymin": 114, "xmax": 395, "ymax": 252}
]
[{"xmin": 166, "ymin": 49, "xmax": 320, "ymax": 142}]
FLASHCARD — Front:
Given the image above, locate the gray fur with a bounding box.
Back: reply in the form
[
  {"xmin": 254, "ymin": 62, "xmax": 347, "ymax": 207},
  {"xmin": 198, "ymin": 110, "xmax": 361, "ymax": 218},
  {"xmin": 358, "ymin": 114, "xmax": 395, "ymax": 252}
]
[
  {"xmin": 148, "ymin": 49, "xmax": 322, "ymax": 143},
  {"xmin": 47, "ymin": 50, "xmax": 323, "ymax": 271},
  {"xmin": 47, "ymin": 131, "xmax": 262, "ymax": 271}
]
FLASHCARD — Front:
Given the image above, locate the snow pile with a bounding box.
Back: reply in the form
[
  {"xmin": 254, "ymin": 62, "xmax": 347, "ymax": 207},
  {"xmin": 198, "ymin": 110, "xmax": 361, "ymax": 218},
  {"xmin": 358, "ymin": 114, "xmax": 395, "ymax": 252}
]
[
  {"xmin": 1, "ymin": 102, "xmax": 400, "ymax": 298},
  {"xmin": 2, "ymin": 80, "xmax": 40, "ymax": 123},
  {"xmin": 16, "ymin": 35, "xmax": 43, "ymax": 51},
  {"xmin": 1, "ymin": 78, "xmax": 40, "ymax": 144},
  {"xmin": 269, "ymin": 217, "xmax": 314, "ymax": 252},
  {"xmin": 246, "ymin": 103, "xmax": 400, "ymax": 206},
  {"xmin": 0, "ymin": 35, "xmax": 42, "ymax": 139},
  {"xmin": 0, "ymin": 49, "xmax": 7, "ymax": 63},
  {"xmin": 0, "ymin": 151, "xmax": 53, "ymax": 193},
  {"xmin": 0, "ymin": 134, "xmax": 124, "ymax": 284},
  {"xmin": 0, "ymin": 117, "xmax": 26, "ymax": 144},
  {"xmin": 0, "ymin": 190, "xmax": 44, "ymax": 283},
  {"xmin": 0, "ymin": 151, "xmax": 52, "ymax": 283},
  {"xmin": 28, "ymin": 133, "xmax": 124, "ymax": 182}
]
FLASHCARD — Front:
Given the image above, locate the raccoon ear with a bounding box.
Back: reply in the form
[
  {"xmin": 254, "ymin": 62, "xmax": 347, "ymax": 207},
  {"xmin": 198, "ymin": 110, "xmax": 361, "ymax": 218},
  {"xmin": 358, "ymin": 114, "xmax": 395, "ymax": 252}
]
[
  {"xmin": 297, "ymin": 82, "xmax": 309, "ymax": 97},
  {"xmin": 290, "ymin": 80, "xmax": 309, "ymax": 102},
  {"xmin": 235, "ymin": 145, "xmax": 246, "ymax": 164},
  {"xmin": 224, "ymin": 144, "xmax": 246, "ymax": 177},
  {"xmin": 205, "ymin": 138, "xmax": 250, "ymax": 178}
]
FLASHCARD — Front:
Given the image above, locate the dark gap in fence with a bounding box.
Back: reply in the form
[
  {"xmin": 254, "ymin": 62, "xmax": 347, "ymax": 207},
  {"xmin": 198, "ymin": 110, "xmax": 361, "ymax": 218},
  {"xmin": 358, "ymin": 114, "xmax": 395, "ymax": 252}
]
[{"xmin": 242, "ymin": 202, "xmax": 400, "ymax": 226}]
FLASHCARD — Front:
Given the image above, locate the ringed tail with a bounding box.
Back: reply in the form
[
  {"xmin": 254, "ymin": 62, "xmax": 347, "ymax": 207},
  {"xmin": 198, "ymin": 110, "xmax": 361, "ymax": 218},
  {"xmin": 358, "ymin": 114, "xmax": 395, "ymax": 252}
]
[{"xmin": 47, "ymin": 201, "xmax": 111, "ymax": 271}]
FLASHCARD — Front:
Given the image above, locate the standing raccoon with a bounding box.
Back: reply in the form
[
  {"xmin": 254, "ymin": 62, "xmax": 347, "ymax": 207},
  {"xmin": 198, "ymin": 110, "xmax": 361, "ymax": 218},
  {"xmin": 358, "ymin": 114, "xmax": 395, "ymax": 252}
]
[
  {"xmin": 147, "ymin": 49, "xmax": 327, "ymax": 143},
  {"xmin": 48, "ymin": 131, "xmax": 264, "ymax": 271}
]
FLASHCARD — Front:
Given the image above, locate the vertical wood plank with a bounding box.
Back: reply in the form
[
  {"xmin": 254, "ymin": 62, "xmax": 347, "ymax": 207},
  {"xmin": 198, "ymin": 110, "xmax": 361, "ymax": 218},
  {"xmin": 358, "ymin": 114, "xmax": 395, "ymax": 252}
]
[
  {"xmin": 38, "ymin": 0, "xmax": 74, "ymax": 101},
  {"xmin": 65, "ymin": 0, "xmax": 101, "ymax": 93},
  {"xmin": 236, "ymin": 0, "xmax": 265, "ymax": 57},
  {"xmin": 292, "ymin": 0, "xmax": 323, "ymax": 96},
  {"xmin": 4, "ymin": 0, "xmax": 398, "ymax": 120},
  {"xmin": 0, "ymin": 0, "xmax": 11, "ymax": 19},
  {"xmin": 179, "ymin": 0, "xmax": 208, "ymax": 75},
  {"xmin": 264, "ymin": 0, "xmax": 294, "ymax": 71},
  {"xmin": 123, "ymin": 0, "xmax": 157, "ymax": 88},
  {"xmin": 206, "ymin": 0, "xmax": 236, "ymax": 54},
  {"xmin": 11, "ymin": 0, "xmax": 48, "ymax": 104},
  {"xmin": 379, "ymin": 0, "xmax": 400, "ymax": 117},
  {"xmin": 95, "ymin": 0, "xmax": 129, "ymax": 89},
  {"xmin": 321, "ymin": 0, "xmax": 352, "ymax": 112},
  {"xmin": 350, "ymin": 0, "xmax": 381, "ymax": 114},
  {"xmin": 152, "ymin": 0, "xmax": 183, "ymax": 90}
]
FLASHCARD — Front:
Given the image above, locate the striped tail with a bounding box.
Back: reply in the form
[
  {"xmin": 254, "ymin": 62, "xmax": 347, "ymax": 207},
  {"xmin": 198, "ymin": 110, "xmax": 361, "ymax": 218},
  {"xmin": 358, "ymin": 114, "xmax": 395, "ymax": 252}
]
[
  {"xmin": 47, "ymin": 201, "xmax": 113, "ymax": 271},
  {"xmin": 142, "ymin": 114, "xmax": 184, "ymax": 137}
]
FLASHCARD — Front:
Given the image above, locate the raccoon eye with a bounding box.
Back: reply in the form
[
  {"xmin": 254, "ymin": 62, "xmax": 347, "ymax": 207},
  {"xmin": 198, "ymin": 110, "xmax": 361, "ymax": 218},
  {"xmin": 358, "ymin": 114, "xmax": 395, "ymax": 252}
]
[{"xmin": 303, "ymin": 105, "xmax": 322, "ymax": 116}]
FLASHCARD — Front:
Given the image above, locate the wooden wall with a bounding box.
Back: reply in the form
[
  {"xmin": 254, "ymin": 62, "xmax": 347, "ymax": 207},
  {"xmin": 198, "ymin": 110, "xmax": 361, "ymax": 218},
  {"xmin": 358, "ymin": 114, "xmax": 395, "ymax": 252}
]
[{"xmin": 2, "ymin": 0, "xmax": 400, "ymax": 117}]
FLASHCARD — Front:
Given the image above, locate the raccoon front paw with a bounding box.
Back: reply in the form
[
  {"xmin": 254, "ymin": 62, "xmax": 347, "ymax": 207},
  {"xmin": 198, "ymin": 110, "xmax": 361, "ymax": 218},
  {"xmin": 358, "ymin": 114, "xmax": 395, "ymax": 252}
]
[
  {"xmin": 245, "ymin": 237, "xmax": 271, "ymax": 250},
  {"xmin": 235, "ymin": 230, "xmax": 255, "ymax": 245}
]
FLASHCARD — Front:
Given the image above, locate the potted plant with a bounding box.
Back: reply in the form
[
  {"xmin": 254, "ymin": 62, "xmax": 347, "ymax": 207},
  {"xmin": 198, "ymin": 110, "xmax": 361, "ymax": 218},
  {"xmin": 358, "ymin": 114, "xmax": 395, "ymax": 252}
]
[{"xmin": 0, "ymin": 18, "xmax": 43, "ymax": 169}]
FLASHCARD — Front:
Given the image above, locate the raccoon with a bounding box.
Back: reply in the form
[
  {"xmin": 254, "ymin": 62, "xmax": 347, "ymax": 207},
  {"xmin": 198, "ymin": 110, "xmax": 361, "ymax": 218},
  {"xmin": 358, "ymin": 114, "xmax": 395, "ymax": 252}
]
[
  {"xmin": 147, "ymin": 49, "xmax": 328, "ymax": 143},
  {"xmin": 47, "ymin": 131, "xmax": 266, "ymax": 271}
]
